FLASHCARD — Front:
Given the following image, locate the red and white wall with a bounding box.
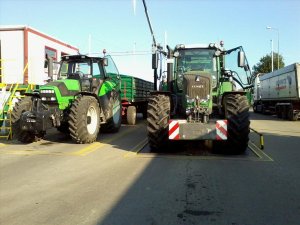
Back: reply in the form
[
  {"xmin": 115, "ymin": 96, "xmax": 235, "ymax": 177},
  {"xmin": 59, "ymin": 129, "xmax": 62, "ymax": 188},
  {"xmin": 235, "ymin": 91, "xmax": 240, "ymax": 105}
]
[{"xmin": 0, "ymin": 25, "xmax": 79, "ymax": 85}]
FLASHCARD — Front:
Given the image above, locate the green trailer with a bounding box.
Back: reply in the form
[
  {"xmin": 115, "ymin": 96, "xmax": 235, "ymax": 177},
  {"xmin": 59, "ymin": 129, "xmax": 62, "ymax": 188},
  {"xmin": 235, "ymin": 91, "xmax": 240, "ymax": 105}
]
[{"xmin": 120, "ymin": 74, "xmax": 153, "ymax": 125}]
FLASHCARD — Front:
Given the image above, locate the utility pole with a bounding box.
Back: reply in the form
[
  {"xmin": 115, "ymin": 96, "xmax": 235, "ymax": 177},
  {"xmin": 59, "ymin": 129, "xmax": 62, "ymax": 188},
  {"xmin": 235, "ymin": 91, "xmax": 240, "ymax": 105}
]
[
  {"xmin": 271, "ymin": 39, "xmax": 273, "ymax": 72},
  {"xmin": 267, "ymin": 26, "xmax": 280, "ymax": 69}
]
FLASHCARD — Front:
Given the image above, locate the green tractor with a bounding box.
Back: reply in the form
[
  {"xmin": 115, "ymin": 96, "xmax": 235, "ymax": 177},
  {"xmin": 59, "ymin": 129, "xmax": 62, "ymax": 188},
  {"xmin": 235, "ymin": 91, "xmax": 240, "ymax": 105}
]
[
  {"xmin": 147, "ymin": 43, "xmax": 254, "ymax": 154},
  {"xmin": 11, "ymin": 54, "xmax": 122, "ymax": 143}
]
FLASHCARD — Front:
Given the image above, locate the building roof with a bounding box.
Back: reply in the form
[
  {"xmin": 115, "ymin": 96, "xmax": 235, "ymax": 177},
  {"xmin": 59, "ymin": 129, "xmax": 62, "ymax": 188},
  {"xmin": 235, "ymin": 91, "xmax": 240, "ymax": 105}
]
[{"xmin": 0, "ymin": 25, "xmax": 79, "ymax": 51}]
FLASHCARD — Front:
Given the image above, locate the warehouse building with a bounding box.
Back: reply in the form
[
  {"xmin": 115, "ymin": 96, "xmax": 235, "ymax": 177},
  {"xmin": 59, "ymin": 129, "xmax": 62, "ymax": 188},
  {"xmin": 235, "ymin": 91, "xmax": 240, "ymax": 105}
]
[{"xmin": 0, "ymin": 25, "xmax": 79, "ymax": 85}]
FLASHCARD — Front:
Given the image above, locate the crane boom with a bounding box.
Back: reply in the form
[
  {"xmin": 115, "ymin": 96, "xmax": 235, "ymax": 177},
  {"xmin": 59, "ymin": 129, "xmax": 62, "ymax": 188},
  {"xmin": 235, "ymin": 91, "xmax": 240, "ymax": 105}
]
[{"xmin": 142, "ymin": 0, "xmax": 157, "ymax": 47}]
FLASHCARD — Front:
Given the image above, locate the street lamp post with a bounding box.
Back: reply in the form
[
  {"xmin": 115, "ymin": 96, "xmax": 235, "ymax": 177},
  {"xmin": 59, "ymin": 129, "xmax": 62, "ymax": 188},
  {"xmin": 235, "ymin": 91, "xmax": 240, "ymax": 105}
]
[
  {"xmin": 270, "ymin": 39, "xmax": 274, "ymax": 72},
  {"xmin": 266, "ymin": 26, "xmax": 280, "ymax": 70}
]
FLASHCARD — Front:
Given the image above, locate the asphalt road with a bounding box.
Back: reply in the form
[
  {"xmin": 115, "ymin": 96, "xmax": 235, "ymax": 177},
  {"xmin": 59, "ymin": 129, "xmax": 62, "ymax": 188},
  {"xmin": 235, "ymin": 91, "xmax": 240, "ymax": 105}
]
[{"xmin": 0, "ymin": 112, "xmax": 300, "ymax": 225}]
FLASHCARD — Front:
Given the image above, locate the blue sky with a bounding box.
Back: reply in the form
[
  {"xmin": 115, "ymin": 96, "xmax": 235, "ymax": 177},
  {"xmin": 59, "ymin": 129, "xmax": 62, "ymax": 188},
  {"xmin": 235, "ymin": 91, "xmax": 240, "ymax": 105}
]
[{"xmin": 0, "ymin": 0, "xmax": 299, "ymax": 81}]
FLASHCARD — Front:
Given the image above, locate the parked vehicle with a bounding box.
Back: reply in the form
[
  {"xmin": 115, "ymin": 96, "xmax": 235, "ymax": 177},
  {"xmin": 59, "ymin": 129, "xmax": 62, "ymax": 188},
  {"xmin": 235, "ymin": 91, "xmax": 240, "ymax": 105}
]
[
  {"xmin": 120, "ymin": 74, "xmax": 153, "ymax": 125},
  {"xmin": 142, "ymin": 0, "xmax": 254, "ymax": 154},
  {"xmin": 11, "ymin": 54, "xmax": 122, "ymax": 143},
  {"xmin": 253, "ymin": 63, "xmax": 300, "ymax": 121}
]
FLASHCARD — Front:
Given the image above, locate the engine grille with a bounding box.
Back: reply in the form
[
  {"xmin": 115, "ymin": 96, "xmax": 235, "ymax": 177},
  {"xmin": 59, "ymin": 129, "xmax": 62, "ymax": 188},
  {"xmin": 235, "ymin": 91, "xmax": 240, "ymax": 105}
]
[{"xmin": 183, "ymin": 74, "xmax": 211, "ymax": 100}]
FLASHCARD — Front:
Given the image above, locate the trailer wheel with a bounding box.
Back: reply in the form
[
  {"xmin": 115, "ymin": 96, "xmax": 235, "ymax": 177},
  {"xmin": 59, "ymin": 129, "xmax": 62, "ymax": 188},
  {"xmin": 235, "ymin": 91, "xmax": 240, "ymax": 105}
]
[
  {"xmin": 253, "ymin": 103, "xmax": 258, "ymax": 113},
  {"xmin": 127, "ymin": 106, "xmax": 136, "ymax": 125},
  {"xmin": 288, "ymin": 106, "xmax": 297, "ymax": 121},
  {"xmin": 101, "ymin": 91, "xmax": 122, "ymax": 132},
  {"xmin": 68, "ymin": 95, "xmax": 100, "ymax": 143},
  {"xmin": 11, "ymin": 97, "xmax": 40, "ymax": 143},
  {"xmin": 220, "ymin": 94, "xmax": 250, "ymax": 154},
  {"xmin": 147, "ymin": 94, "xmax": 170, "ymax": 151},
  {"xmin": 276, "ymin": 106, "xmax": 282, "ymax": 118},
  {"xmin": 281, "ymin": 106, "xmax": 288, "ymax": 119}
]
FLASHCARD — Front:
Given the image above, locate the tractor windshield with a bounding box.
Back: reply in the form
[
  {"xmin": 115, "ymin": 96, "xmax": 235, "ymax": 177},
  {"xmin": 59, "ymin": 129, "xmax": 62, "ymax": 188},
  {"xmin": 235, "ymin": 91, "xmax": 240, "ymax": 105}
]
[
  {"xmin": 175, "ymin": 48, "xmax": 217, "ymax": 90},
  {"xmin": 59, "ymin": 60, "xmax": 92, "ymax": 79},
  {"xmin": 176, "ymin": 49, "xmax": 216, "ymax": 73},
  {"xmin": 58, "ymin": 56, "xmax": 106, "ymax": 81}
]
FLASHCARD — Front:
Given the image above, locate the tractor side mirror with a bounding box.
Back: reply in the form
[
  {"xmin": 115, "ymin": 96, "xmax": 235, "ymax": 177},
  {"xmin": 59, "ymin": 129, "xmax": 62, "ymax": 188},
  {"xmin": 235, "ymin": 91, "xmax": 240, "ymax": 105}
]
[
  {"xmin": 173, "ymin": 51, "xmax": 180, "ymax": 58},
  {"xmin": 152, "ymin": 52, "xmax": 158, "ymax": 69},
  {"xmin": 102, "ymin": 58, "xmax": 108, "ymax": 66},
  {"xmin": 238, "ymin": 51, "xmax": 245, "ymax": 68}
]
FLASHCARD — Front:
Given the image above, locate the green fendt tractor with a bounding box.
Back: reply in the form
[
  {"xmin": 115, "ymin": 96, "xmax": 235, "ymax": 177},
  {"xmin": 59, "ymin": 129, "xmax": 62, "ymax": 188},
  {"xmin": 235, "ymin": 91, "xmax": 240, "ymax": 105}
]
[
  {"xmin": 11, "ymin": 54, "xmax": 122, "ymax": 143},
  {"xmin": 148, "ymin": 43, "xmax": 254, "ymax": 154}
]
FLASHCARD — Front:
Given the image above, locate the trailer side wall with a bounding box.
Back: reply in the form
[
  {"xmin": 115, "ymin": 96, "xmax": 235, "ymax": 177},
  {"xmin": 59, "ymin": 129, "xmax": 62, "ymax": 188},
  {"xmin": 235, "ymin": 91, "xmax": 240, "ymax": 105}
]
[
  {"xmin": 259, "ymin": 63, "xmax": 300, "ymax": 101},
  {"xmin": 120, "ymin": 74, "xmax": 153, "ymax": 102}
]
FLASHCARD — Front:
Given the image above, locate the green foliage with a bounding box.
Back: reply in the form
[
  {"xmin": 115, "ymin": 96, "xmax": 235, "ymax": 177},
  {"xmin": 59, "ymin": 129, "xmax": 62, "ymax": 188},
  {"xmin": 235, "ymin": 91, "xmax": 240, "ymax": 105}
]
[{"xmin": 252, "ymin": 53, "xmax": 285, "ymax": 75}]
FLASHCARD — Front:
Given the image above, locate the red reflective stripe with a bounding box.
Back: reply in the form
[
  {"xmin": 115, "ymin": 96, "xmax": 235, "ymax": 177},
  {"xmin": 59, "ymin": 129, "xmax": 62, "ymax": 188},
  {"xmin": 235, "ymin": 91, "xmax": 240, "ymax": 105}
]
[
  {"xmin": 173, "ymin": 133, "xmax": 180, "ymax": 140},
  {"xmin": 218, "ymin": 126, "xmax": 227, "ymax": 136},
  {"xmin": 216, "ymin": 134, "xmax": 222, "ymax": 140},
  {"xmin": 169, "ymin": 122, "xmax": 179, "ymax": 136},
  {"xmin": 216, "ymin": 120, "xmax": 227, "ymax": 140}
]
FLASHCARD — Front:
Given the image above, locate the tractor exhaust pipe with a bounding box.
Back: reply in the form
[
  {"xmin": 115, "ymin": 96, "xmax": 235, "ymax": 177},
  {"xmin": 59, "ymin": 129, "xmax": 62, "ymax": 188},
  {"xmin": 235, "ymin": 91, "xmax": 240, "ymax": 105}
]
[{"xmin": 166, "ymin": 45, "xmax": 173, "ymax": 91}]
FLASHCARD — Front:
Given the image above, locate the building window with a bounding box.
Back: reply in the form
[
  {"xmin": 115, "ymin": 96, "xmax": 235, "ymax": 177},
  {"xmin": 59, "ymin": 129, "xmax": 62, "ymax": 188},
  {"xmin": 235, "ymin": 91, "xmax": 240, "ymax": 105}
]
[{"xmin": 45, "ymin": 46, "xmax": 57, "ymax": 60}]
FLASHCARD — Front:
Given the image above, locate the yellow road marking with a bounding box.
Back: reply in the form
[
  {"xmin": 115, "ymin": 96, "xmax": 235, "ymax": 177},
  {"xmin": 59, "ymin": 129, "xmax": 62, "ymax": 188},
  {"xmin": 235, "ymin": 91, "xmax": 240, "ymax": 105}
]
[
  {"xmin": 123, "ymin": 138, "xmax": 148, "ymax": 158},
  {"xmin": 72, "ymin": 142, "xmax": 105, "ymax": 156},
  {"xmin": 248, "ymin": 141, "xmax": 274, "ymax": 162},
  {"xmin": 0, "ymin": 149, "xmax": 72, "ymax": 156},
  {"xmin": 73, "ymin": 124, "xmax": 145, "ymax": 156},
  {"xmin": 126, "ymin": 140, "xmax": 274, "ymax": 162},
  {"xmin": 0, "ymin": 123, "xmax": 145, "ymax": 156},
  {"xmin": 0, "ymin": 143, "xmax": 6, "ymax": 147}
]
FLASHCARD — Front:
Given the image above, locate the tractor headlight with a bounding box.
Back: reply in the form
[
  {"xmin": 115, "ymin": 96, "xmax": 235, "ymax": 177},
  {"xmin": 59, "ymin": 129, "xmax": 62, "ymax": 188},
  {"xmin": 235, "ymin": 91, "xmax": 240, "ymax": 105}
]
[
  {"xmin": 41, "ymin": 97, "xmax": 47, "ymax": 101},
  {"xmin": 50, "ymin": 97, "xmax": 56, "ymax": 101},
  {"xmin": 186, "ymin": 96, "xmax": 195, "ymax": 104},
  {"xmin": 40, "ymin": 89, "xmax": 55, "ymax": 94}
]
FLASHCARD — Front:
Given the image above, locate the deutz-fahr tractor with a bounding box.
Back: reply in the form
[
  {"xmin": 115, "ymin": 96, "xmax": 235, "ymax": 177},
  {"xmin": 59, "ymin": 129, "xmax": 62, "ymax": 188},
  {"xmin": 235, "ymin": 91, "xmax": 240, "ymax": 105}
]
[
  {"xmin": 147, "ymin": 43, "xmax": 254, "ymax": 154},
  {"xmin": 11, "ymin": 54, "xmax": 122, "ymax": 143}
]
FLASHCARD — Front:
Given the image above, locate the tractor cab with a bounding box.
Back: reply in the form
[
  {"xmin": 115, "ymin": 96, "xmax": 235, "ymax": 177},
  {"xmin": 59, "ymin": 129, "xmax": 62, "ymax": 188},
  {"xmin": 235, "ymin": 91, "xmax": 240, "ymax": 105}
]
[{"xmin": 58, "ymin": 55, "xmax": 109, "ymax": 93}]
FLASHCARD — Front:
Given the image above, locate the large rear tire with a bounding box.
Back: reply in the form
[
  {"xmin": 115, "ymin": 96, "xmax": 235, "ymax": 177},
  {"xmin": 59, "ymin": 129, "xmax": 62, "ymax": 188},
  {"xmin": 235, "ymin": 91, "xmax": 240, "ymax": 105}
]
[
  {"xmin": 68, "ymin": 95, "xmax": 100, "ymax": 143},
  {"xmin": 101, "ymin": 91, "xmax": 122, "ymax": 133},
  {"xmin": 11, "ymin": 97, "xmax": 39, "ymax": 143},
  {"xmin": 147, "ymin": 94, "xmax": 170, "ymax": 151},
  {"xmin": 223, "ymin": 94, "xmax": 250, "ymax": 154}
]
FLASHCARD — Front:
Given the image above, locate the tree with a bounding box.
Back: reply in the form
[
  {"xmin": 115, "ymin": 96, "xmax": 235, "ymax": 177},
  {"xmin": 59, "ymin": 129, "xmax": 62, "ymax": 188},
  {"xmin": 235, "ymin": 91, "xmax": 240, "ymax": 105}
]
[{"xmin": 252, "ymin": 53, "xmax": 285, "ymax": 75}]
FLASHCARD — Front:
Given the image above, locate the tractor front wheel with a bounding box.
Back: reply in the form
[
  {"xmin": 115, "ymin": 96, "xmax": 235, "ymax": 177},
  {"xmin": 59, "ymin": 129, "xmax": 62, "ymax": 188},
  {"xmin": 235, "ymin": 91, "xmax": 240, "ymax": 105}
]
[
  {"xmin": 147, "ymin": 94, "xmax": 170, "ymax": 151},
  {"xmin": 11, "ymin": 97, "xmax": 40, "ymax": 143},
  {"xmin": 68, "ymin": 95, "xmax": 100, "ymax": 143},
  {"xmin": 221, "ymin": 94, "xmax": 250, "ymax": 154}
]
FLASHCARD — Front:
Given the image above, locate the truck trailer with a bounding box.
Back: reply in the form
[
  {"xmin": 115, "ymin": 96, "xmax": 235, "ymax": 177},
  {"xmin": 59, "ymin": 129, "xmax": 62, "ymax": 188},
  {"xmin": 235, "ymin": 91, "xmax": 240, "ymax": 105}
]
[
  {"xmin": 253, "ymin": 63, "xmax": 300, "ymax": 121},
  {"xmin": 120, "ymin": 74, "xmax": 153, "ymax": 125}
]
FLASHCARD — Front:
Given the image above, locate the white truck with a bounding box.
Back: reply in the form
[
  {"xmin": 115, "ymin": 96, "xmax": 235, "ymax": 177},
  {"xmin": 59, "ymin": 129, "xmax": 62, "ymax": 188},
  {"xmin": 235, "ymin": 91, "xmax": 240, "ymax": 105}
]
[{"xmin": 253, "ymin": 63, "xmax": 300, "ymax": 121}]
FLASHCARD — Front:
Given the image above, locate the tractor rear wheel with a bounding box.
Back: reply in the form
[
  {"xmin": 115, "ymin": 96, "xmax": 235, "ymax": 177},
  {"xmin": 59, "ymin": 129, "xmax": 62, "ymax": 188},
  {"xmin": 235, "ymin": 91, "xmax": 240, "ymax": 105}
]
[
  {"xmin": 101, "ymin": 91, "xmax": 122, "ymax": 133},
  {"xmin": 11, "ymin": 97, "xmax": 40, "ymax": 143},
  {"xmin": 68, "ymin": 95, "xmax": 100, "ymax": 143},
  {"xmin": 147, "ymin": 94, "xmax": 170, "ymax": 151},
  {"xmin": 222, "ymin": 94, "xmax": 250, "ymax": 154}
]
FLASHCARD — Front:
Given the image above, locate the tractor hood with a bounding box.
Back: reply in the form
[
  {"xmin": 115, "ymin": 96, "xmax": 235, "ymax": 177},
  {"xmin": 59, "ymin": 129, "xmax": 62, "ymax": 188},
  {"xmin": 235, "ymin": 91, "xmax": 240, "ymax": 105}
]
[
  {"xmin": 41, "ymin": 80, "xmax": 80, "ymax": 97},
  {"xmin": 39, "ymin": 79, "xmax": 81, "ymax": 110}
]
